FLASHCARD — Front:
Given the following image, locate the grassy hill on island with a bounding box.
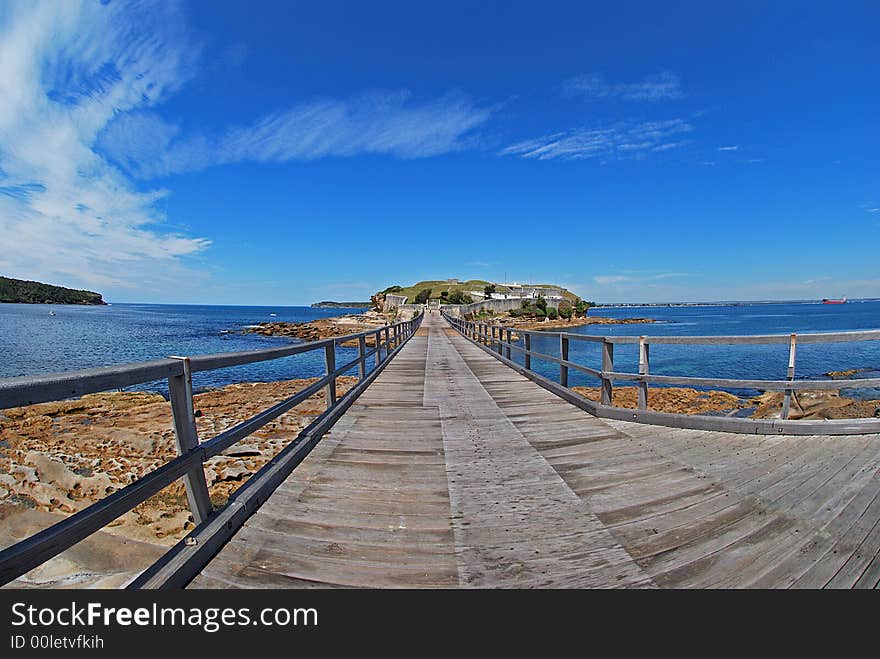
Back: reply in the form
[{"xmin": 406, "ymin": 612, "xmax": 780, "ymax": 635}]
[
  {"xmin": 0, "ymin": 276, "xmax": 106, "ymax": 305},
  {"xmin": 378, "ymin": 280, "xmax": 581, "ymax": 304}
]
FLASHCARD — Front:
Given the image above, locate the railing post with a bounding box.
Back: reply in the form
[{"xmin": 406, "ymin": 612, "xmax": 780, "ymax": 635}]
[
  {"xmin": 560, "ymin": 335, "xmax": 569, "ymax": 387},
  {"xmin": 524, "ymin": 333, "xmax": 531, "ymax": 370},
  {"xmin": 495, "ymin": 326, "xmax": 503, "ymax": 355},
  {"xmin": 358, "ymin": 334, "xmax": 367, "ymax": 380},
  {"xmin": 167, "ymin": 356, "xmax": 212, "ymax": 525},
  {"xmin": 384, "ymin": 326, "xmax": 390, "ymax": 357},
  {"xmin": 601, "ymin": 339, "xmax": 614, "ymax": 406},
  {"xmin": 505, "ymin": 329, "xmax": 512, "ymax": 360},
  {"xmin": 375, "ymin": 330, "xmax": 382, "ymax": 367},
  {"xmin": 638, "ymin": 336, "xmax": 650, "ymax": 410},
  {"xmin": 782, "ymin": 333, "xmax": 797, "ymax": 419},
  {"xmin": 324, "ymin": 341, "xmax": 337, "ymax": 410}
]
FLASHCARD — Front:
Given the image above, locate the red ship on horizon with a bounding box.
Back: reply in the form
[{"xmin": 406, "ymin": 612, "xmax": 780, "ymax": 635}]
[{"xmin": 822, "ymin": 297, "xmax": 847, "ymax": 304}]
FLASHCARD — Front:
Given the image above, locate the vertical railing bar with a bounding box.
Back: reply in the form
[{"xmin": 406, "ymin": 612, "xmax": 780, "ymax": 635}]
[
  {"xmin": 167, "ymin": 356, "xmax": 212, "ymax": 525},
  {"xmin": 638, "ymin": 336, "xmax": 650, "ymax": 410},
  {"xmin": 782, "ymin": 333, "xmax": 797, "ymax": 419},
  {"xmin": 560, "ymin": 335, "xmax": 569, "ymax": 387},
  {"xmin": 524, "ymin": 333, "xmax": 531, "ymax": 370},
  {"xmin": 601, "ymin": 339, "xmax": 614, "ymax": 406},
  {"xmin": 358, "ymin": 335, "xmax": 367, "ymax": 381},
  {"xmin": 324, "ymin": 340, "xmax": 337, "ymax": 410}
]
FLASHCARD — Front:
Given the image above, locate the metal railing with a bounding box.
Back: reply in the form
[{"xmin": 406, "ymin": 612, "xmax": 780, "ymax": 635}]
[
  {"xmin": 443, "ymin": 312, "xmax": 880, "ymax": 435},
  {"xmin": 0, "ymin": 312, "xmax": 423, "ymax": 586}
]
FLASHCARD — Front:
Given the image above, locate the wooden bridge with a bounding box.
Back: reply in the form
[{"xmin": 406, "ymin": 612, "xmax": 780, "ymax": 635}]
[{"xmin": 2, "ymin": 311, "xmax": 880, "ymax": 588}]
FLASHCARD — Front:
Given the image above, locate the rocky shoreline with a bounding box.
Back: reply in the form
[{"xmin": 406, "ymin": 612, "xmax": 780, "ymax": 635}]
[
  {"xmin": 0, "ymin": 377, "xmax": 357, "ymax": 552},
  {"xmin": 572, "ymin": 385, "xmax": 880, "ymax": 420},
  {"xmin": 243, "ymin": 310, "xmax": 394, "ymax": 346}
]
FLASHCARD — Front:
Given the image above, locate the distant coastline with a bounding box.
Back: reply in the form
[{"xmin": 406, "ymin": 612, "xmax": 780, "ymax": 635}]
[
  {"xmin": 311, "ymin": 301, "xmax": 372, "ymax": 308},
  {"xmin": 595, "ymin": 298, "xmax": 880, "ymax": 309},
  {"xmin": 0, "ymin": 275, "xmax": 106, "ymax": 305}
]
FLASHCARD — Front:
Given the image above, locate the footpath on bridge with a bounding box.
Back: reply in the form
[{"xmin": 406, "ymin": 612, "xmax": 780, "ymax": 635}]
[{"xmin": 192, "ymin": 312, "xmax": 880, "ymax": 588}]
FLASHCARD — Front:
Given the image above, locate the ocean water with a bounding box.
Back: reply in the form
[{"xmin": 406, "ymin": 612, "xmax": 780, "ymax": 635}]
[
  {"xmin": 510, "ymin": 301, "xmax": 880, "ymax": 397},
  {"xmin": 0, "ymin": 303, "xmax": 371, "ymax": 394},
  {"xmin": 1, "ymin": 301, "xmax": 879, "ymax": 398}
]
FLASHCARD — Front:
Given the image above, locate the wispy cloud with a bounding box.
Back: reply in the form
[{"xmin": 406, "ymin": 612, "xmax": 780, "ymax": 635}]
[
  {"xmin": 0, "ymin": 1, "xmax": 496, "ymax": 294},
  {"xmin": 501, "ymin": 119, "xmax": 694, "ymax": 161},
  {"xmin": 0, "ymin": 0, "xmax": 209, "ymax": 291},
  {"xmin": 718, "ymin": 145, "xmax": 739, "ymax": 151},
  {"xmin": 593, "ymin": 272, "xmax": 689, "ymax": 286},
  {"xmin": 98, "ymin": 92, "xmax": 494, "ymax": 179},
  {"xmin": 563, "ymin": 72, "xmax": 683, "ymax": 102}
]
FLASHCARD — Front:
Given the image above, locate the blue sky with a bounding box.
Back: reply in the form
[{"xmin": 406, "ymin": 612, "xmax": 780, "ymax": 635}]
[{"xmin": 0, "ymin": 1, "xmax": 877, "ymax": 304}]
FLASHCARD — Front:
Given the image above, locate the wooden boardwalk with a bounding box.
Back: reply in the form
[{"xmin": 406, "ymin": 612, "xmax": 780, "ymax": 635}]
[{"xmin": 192, "ymin": 312, "xmax": 880, "ymax": 588}]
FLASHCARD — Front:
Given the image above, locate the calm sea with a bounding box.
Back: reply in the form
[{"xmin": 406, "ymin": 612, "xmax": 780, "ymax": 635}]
[
  {"xmin": 0, "ymin": 303, "xmax": 369, "ymax": 393},
  {"xmin": 1, "ymin": 300, "xmax": 879, "ymax": 398},
  {"xmin": 513, "ymin": 300, "xmax": 880, "ymax": 398}
]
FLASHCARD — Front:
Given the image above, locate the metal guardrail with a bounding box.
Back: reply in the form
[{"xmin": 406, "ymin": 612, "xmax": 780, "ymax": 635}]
[
  {"xmin": 443, "ymin": 313, "xmax": 880, "ymax": 436},
  {"xmin": 0, "ymin": 312, "xmax": 423, "ymax": 586}
]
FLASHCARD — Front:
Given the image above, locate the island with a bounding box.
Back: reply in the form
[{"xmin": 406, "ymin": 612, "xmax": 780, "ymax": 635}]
[
  {"xmin": 0, "ymin": 276, "xmax": 106, "ymax": 305},
  {"xmin": 310, "ymin": 301, "xmax": 372, "ymax": 308},
  {"xmin": 245, "ymin": 278, "xmax": 653, "ymax": 345},
  {"xmin": 371, "ymin": 279, "xmax": 653, "ymax": 329}
]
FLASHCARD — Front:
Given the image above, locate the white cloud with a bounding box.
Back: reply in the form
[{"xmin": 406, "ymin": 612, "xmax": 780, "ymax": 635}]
[
  {"xmin": 501, "ymin": 119, "xmax": 694, "ymax": 161},
  {"xmin": 593, "ymin": 272, "xmax": 690, "ymax": 286},
  {"xmin": 0, "ymin": 1, "xmax": 495, "ymax": 296},
  {"xmin": 0, "ymin": 0, "xmax": 209, "ymax": 292},
  {"xmin": 718, "ymin": 145, "xmax": 740, "ymax": 151},
  {"xmin": 564, "ymin": 72, "xmax": 683, "ymax": 102},
  {"xmin": 98, "ymin": 92, "xmax": 494, "ymax": 179}
]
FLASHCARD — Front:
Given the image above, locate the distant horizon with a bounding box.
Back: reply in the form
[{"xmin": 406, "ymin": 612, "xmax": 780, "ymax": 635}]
[{"xmin": 56, "ymin": 296, "xmax": 880, "ymax": 308}]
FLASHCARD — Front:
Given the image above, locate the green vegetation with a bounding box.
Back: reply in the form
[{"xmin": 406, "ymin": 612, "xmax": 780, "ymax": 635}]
[
  {"xmin": 0, "ymin": 276, "xmax": 105, "ymax": 305},
  {"xmin": 379, "ymin": 279, "xmax": 581, "ymax": 304},
  {"xmin": 444, "ymin": 291, "xmax": 473, "ymax": 305},
  {"xmin": 559, "ymin": 300, "xmax": 573, "ymax": 319},
  {"xmin": 414, "ymin": 288, "xmax": 432, "ymax": 304},
  {"xmin": 510, "ymin": 296, "xmax": 592, "ymax": 321},
  {"xmin": 575, "ymin": 299, "xmax": 595, "ymax": 315}
]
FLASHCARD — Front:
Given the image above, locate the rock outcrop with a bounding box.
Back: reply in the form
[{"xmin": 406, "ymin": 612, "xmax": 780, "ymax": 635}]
[{"xmin": 0, "ymin": 377, "xmax": 357, "ymax": 546}]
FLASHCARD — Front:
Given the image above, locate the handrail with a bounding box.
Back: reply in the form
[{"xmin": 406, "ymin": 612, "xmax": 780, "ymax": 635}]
[
  {"xmin": 0, "ymin": 311, "xmax": 424, "ymax": 586},
  {"xmin": 442, "ymin": 312, "xmax": 880, "ymax": 435}
]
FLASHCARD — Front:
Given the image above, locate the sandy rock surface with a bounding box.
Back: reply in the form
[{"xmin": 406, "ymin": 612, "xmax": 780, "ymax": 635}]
[{"xmin": 0, "ymin": 377, "xmax": 357, "ymax": 548}]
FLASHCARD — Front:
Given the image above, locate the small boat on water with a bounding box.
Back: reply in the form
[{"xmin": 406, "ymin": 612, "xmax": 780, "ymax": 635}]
[{"xmin": 822, "ymin": 297, "xmax": 846, "ymax": 304}]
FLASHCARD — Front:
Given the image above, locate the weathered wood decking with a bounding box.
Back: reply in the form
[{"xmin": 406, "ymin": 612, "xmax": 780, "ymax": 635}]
[{"xmin": 192, "ymin": 312, "xmax": 880, "ymax": 588}]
